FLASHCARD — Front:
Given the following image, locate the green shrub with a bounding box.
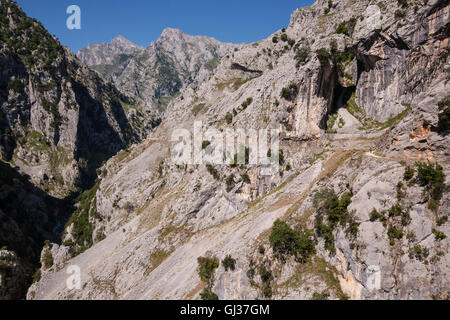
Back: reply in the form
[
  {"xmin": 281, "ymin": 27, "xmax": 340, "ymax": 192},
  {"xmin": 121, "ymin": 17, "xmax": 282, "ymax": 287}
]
[
  {"xmin": 432, "ymin": 229, "xmax": 447, "ymax": 241},
  {"xmin": 409, "ymin": 245, "xmax": 429, "ymax": 261},
  {"xmin": 416, "ymin": 162, "xmax": 445, "ymax": 203},
  {"xmin": 230, "ymin": 153, "xmax": 238, "ymax": 168},
  {"xmin": 262, "ymin": 285, "xmax": 272, "ymax": 298},
  {"xmin": 192, "ymin": 103, "xmax": 206, "ymax": 115},
  {"xmin": 205, "ymin": 58, "xmax": 219, "ymax": 71},
  {"xmin": 395, "ymin": 9, "xmax": 406, "ymax": 18},
  {"xmin": 241, "ymin": 173, "xmax": 250, "ymax": 184},
  {"xmin": 246, "ymin": 261, "xmax": 256, "ymax": 280},
  {"xmin": 64, "ymin": 183, "xmax": 99, "ymax": 256},
  {"xmin": 336, "ymin": 23, "xmax": 349, "ymax": 35},
  {"xmin": 202, "ymin": 140, "xmax": 211, "ymax": 150},
  {"xmin": 335, "ymin": 47, "xmax": 355, "ymax": 66},
  {"xmin": 314, "ymin": 189, "xmax": 354, "ymax": 253},
  {"xmin": 279, "ymin": 149, "xmax": 285, "ymax": 165},
  {"xmin": 226, "ymin": 174, "xmax": 235, "ymax": 192},
  {"xmin": 369, "ymin": 208, "xmax": 381, "ymax": 222},
  {"xmin": 241, "ymin": 97, "xmax": 253, "ymax": 109},
  {"xmin": 272, "ymin": 36, "xmax": 279, "ymax": 43},
  {"xmin": 326, "ymin": 192, "xmax": 352, "ymax": 227},
  {"xmin": 41, "ymin": 98, "xmax": 62, "ymax": 132},
  {"xmin": 222, "ymin": 255, "xmax": 236, "ymax": 272},
  {"xmin": 388, "ymin": 225, "xmax": 404, "ymax": 245},
  {"xmin": 438, "ymin": 107, "xmax": 450, "ymax": 132},
  {"xmin": 200, "ymin": 288, "xmax": 219, "ymax": 300},
  {"xmin": 404, "ymin": 166, "xmax": 415, "ymax": 181},
  {"xmin": 280, "ymin": 83, "xmax": 298, "ymax": 101},
  {"xmin": 32, "ymin": 269, "xmax": 41, "ymax": 283},
  {"xmin": 258, "ymin": 245, "xmax": 265, "ymax": 255},
  {"xmin": 401, "ymin": 211, "xmax": 411, "ymax": 226},
  {"xmin": 206, "ymin": 164, "xmax": 219, "ymax": 180},
  {"xmin": 416, "ymin": 162, "xmax": 445, "ymax": 187},
  {"xmin": 438, "ymin": 97, "xmax": 450, "ymax": 110},
  {"xmin": 347, "ymin": 222, "xmax": 360, "ymax": 238},
  {"xmin": 294, "ymin": 46, "xmax": 311, "ymax": 67},
  {"xmin": 316, "ymin": 48, "xmax": 330, "ymax": 66},
  {"xmin": 389, "ymin": 204, "xmax": 403, "ymax": 217},
  {"xmin": 398, "ymin": 0, "xmax": 408, "ymax": 8},
  {"xmin": 258, "ymin": 265, "xmax": 273, "ymax": 298},
  {"xmin": 158, "ymin": 160, "xmax": 164, "ymax": 177},
  {"xmin": 280, "ymin": 33, "xmax": 288, "ymax": 42},
  {"xmin": 197, "ymin": 256, "xmax": 219, "ymax": 284},
  {"xmin": 225, "ymin": 112, "xmax": 233, "ymax": 124},
  {"xmin": 42, "ymin": 250, "xmax": 53, "ymax": 269},
  {"xmin": 437, "ymin": 216, "xmax": 448, "ymax": 226},
  {"xmin": 269, "ymin": 219, "xmax": 315, "ymax": 262},
  {"xmin": 428, "ymin": 199, "xmax": 439, "ymax": 211},
  {"xmin": 288, "ymin": 38, "xmax": 295, "ymax": 47}
]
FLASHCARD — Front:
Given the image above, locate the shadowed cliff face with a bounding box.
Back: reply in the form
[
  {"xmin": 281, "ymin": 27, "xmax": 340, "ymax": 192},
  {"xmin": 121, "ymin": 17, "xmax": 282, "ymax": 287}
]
[
  {"xmin": 0, "ymin": 161, "xmax": 71, "ymax": 299},
  {"xmin": 0, "ymin": 0, "xmax": 139, "ymax": 198}
]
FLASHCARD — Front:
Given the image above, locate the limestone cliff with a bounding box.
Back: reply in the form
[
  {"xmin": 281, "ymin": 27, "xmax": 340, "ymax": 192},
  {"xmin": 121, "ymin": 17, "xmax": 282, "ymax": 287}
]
[{"xmin": 0, "ymin": 0, "xmax": 142, "ymax": 198}]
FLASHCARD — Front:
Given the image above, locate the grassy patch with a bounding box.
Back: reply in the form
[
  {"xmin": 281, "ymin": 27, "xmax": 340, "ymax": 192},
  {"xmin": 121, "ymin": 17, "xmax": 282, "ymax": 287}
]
[
  {"xmin": 376, "ymin": 103, "xmax": 411, "ymax": 130},
  {"xmin": 192, "ymin": 103, "xmax": 207, "ymax": 116},
  {"xmin": 63, "ymin": 182, "xmax": 100, "ymax": 257},
  {"xmin": 216, "ymin": 78, "xmax": 251, "ymax": 91},
  {"xmin": 18, "ymin": 130, "xmax": 50, "ymax": 152}
]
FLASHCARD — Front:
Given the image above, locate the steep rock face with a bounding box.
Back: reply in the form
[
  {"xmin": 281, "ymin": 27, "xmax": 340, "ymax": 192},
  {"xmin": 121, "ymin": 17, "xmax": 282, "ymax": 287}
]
[
  {"xmin": 28, "ymin": 0, "xmax": 449, "ymax": 300},
  {"xmin": 0, "ymin": 161, "xmax": 66, "ymax": 299},
  {"xmin": 354, "ymin": 1, "xmax": 449, "ymax": 122},
  {"xmin": 77, "ymin": 36, "xmax": 144, "ymax": 86},
  {"xmin": 0, "ymin": 250, "xmax": 27, "ymax": 300},
  {"xmin": 0, "ymin": 0, "xmax": 139, "ymax": 197}
]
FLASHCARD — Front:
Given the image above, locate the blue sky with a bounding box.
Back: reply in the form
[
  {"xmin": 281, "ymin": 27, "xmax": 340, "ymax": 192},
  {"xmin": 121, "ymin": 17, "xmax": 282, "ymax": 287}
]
[{"xmin": 16, "ymin": 0, "xmax": 314, "ymax": 53}]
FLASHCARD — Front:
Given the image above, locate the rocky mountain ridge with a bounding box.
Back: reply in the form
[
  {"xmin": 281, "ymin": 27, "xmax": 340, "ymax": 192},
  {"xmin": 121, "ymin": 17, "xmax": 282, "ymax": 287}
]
[
  {"xmin": 77, "ymin": 35, "xmax": 144, "ymax": 67},
  {"xmin": 77, "ymin": 28, "xmax": 238, "ymax": 127}
]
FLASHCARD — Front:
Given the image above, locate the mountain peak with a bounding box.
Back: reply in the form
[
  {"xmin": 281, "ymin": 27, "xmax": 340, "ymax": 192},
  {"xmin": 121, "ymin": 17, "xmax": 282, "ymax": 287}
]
[
  {"xmin": 157, "ymin": 27, "xmax": 186, "ymax": 43},
  {"xmin": 161, "ymin": 27, "xmax": 184, "ymax": 36},
  {"xmin": 110, "ymin": 35, "xmax": 140, "ymax": 47},
  {"xmin": 77, "ymin": 35, "xmax": 144, "ymax": 66}
]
